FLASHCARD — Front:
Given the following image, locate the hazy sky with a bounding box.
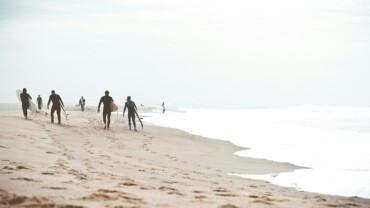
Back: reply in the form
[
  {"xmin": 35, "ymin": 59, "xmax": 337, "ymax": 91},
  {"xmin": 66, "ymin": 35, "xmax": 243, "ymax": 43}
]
[{"xmin": 1, "ymin": 0, "xmax": 369, "ymax": 107}]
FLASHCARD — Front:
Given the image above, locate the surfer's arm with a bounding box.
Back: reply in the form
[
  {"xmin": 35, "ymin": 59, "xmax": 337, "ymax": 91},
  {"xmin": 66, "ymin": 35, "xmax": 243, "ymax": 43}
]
[
  {"xmin": 123, "ymin": 104, "xmax": 127, "ymax": 117},
  {"xmin": 47, "ymin": 96, "xmax": 51, "ymax": 108},
  {"xmin": 28, "ymin": 94, "xmax": 32, "ymax": 100},
  {"xmin": 98, "ymin": 98, "xmax": 102, "ymax": 112}
]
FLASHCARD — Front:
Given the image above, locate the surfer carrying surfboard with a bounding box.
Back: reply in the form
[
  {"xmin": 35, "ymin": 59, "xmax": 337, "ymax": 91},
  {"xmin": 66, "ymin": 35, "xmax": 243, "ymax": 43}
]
[
  {"xmin": 98, "ymin": 90, "xmax": 114, "ymax": 130},
  {"xmin": 47, "ymin": 90, "xmax": 64, "ymax": 125},
  {"xmin": 123, "ymin": 96, "xmax": 138, "ymax": 131},
  {"xmin": 20, "ymin": 88, "xmax": 32, "ymax": 120}
]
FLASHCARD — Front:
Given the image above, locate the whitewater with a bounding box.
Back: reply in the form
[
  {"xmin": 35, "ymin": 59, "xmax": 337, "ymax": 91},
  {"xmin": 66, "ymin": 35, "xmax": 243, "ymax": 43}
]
[{"xmin": 143, "ymin": 105, "xmax": 370, "ymax": 198}]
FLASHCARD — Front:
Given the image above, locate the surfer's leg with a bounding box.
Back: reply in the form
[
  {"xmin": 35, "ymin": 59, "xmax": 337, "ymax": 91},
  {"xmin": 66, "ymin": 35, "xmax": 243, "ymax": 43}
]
[
  {"xmin": 56, "ymin": 107, "xmax": 61, "ymax": 124},
  {"xmin": 51, "ymin": 106, "xmax": 56, "ymax": 123},
  {"xmin": 128, "ymin": 114, "xmax": 132, "ymax": 129},
  {"xmin": 103, "ymin": 111, "xmax": 107, "ymax": 124},
  {"xmin": 103, "ymin": 110, "xmax": 107, "ymax": 129},
  {"xmin": 107, "ymin": 112, "xmax": 111, "ymax": 129},
  {"xmin": 22, "ymin": 105, "xmax": 28, "ymax": 119},
  {"xmin": 132, "ymin": 113, "xmax": 136, "ymax": 130}
]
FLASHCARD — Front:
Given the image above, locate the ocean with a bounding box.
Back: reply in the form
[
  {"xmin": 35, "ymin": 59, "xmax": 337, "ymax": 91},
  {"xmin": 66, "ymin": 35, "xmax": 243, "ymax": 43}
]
[{"xmin": 143, "ymin": 106, "xmax": 370, "ymax": 198}]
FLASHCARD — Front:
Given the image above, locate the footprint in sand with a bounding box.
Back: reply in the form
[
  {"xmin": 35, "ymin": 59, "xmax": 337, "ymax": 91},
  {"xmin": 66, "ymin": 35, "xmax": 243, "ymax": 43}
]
[
  {"xmin": 140, "ymin": 186, "xmax": 156, "ymax": 190},
  {"xmin": 42, "ymin": 187, "xmax": 68, "ymax": 190},
  {"xmin": 0, "ymin": 162, "xmax": 32, "ymax": 173},
  {"xmin": 158, "ymin": 186, "xmax": 184, "ymax": 196},
  {"xmin": 118, "ymin": 181, "xmax": 137, "ymax": 187},
  {"xmin": 10, "ymin": 177, "xmax": 42, "ymax": 182},
  {"xmin": 249, "ymin": 195, "xmax": 279, "ymax": 205},
  {"xmin": 82, "ymin": 189, "xmax": 146, "ymax": 205},
  {"xmin": 0, "ymin": 190, "xmax": 54, "ymax": 206},
  {"xmin": 212, "ymin": 187, "xmax": 239, "ymax": 197},
  {"xmin": 41, "ymin": 171, "xmax": 56, "ymax": 175},
  {"xmin": 162, "ymin": 181, "xmax": 178, "ymax": 185},
  {"xmin": 194, "ymin": 195, "xmax": 207, "ymax": 200},
  {"xmin": 314, "ymin": 195, "xmax": 328, "ymax": 202},
  {"xmin": 218, "ymin": 204, "xmax": 239, "ymax": 208}
]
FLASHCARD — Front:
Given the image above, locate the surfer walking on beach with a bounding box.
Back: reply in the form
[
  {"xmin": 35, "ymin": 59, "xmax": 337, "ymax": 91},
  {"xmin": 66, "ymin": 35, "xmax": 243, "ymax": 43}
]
[
  {"xmin": 20, "ymin": 88, "xmax": 32, "ymax": 120},
  {"xmin": 162, "ymin": 102, "xmax": 165, "ymax": 114},
  {"xmin": 123, "ymin": 96, "xmax": 138, "ymax": 131},
  {"xmin": 47, "ymin": 90, "xmax": 64, "ymax": 125},
  {"xmin": 98, "ymin": 91, "xmax": 114, "ymax": 129},
  {"xmin": 79, "ymin": 96, "xmax": 86, "ymax": 111},
  {"xmin": 37, "ymin": 95, "xmax": 42, "ymax": 110}
]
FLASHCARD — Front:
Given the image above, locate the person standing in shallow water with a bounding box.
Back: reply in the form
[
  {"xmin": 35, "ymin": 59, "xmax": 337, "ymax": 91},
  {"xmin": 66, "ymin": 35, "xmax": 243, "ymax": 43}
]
[
  {"xmin": 20, "ymin": 88, "xmax": 32, "ymax": 120},
  {"xmin": 123, "ymin": 96, "xmax": 138, "ymax": 131},
  {"xmin": 47, "ymin": 90, "xmax": 64, "ymax": 125},
  {"xmin": 98, "ymin": 91, "xmax": 113, "ymax": 129}
]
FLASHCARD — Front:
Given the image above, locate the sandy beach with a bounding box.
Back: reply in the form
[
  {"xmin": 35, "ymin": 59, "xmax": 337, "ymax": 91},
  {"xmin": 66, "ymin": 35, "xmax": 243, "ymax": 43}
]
[{"xmin": 0, "ymin": 104, "xmax": 369, "ymax": 208}]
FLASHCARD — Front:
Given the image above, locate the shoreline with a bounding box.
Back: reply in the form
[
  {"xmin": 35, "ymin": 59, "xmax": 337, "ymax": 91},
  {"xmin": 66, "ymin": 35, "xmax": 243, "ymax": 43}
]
[{"xmin": 1, "ymin": 104, "xmax": 369, "ymax": 207}]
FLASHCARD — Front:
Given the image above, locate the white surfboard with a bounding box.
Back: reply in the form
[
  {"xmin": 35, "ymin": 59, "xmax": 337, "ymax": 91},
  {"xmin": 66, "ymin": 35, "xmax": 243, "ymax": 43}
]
[
  {"xmin": 110, "ymin": 102, "xmax": 118, "ymax": 112},
  {"xmin": 16, "ymin": 89, "xmax": 37, "ymax": 113}
]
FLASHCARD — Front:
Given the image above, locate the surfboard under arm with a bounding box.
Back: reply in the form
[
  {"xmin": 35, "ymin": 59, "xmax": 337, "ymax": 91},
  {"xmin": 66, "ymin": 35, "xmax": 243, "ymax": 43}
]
[
  {"xmin": 110, "ymin": 102, "xmax": 118, "ymax": 112},
  {"xmin": 16, "ymin": 89, "xmax": 37, "ymax": 113},
  {"xmin": 135, "ymin": 110, "xmax": 143, "ymax": 130}
]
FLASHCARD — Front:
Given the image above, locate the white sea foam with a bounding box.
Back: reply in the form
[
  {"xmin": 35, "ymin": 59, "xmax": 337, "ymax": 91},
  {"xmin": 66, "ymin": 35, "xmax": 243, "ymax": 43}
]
[{"xmin": 144, "ymin": 106, "xmax": 370, "ymax": 198}]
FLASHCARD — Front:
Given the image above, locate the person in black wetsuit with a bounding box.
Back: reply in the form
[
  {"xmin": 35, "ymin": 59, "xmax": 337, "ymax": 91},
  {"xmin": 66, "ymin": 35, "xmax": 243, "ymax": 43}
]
[
  {"xmin": 20, "ymin": 88, "xmax": 32, "ymax": 120},
  {"xmin": 98, "ymin": 90, "xmax": 113, "ymax": 129},
  {"xmin": 47, "ymin": 90, "xmax": 64, "ymax": 125},
  {"xmin": 79, "ymin": 96, "xmax": 85, "ymax": 111},
  {"xmin": 123, "ymin": 96, "xmax": 138, "ymax": 131},
  {"xmin": 37, "ymin": 95, "xmax": 42, "ymax": 110}
]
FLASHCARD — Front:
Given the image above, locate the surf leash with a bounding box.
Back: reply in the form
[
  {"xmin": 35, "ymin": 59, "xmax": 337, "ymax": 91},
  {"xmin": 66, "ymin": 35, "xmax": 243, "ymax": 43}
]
[{"xmin": 60, "ymin": 101, "xmax": 69, "ymax": 124}]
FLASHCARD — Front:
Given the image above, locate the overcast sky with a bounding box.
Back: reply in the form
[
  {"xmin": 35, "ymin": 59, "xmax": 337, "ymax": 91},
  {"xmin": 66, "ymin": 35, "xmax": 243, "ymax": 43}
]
[{"xmin": 1, "ymin": 0, "xmax": 369, "ymax": 107}]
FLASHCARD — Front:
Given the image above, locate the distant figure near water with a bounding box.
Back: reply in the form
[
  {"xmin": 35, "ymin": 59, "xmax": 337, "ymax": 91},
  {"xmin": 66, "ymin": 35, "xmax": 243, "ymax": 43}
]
[
  {"xmin": 37, "ymin": 95, "xmax": 42, "ymax": 110},
  {"xmin": 20, "ymin": 88, "xmax": 32, "ymax": 120},
  {"xmin": 123, "ymin": 96, "xmax": 138, "ymax": 131},
  {"xmin": 98, "ymin": 91, "xmax": 113, "ymax": 130},
  {"xmin": 79, "ymin": 96, "xmax": 86, "ymax": 111},
  {"xmin": 47, "ymin": 90, "xmax": 64, "ymax": 125},
  {"xmin": 162, "ymin": 102, "xmax": 165, "ymax": 114}
]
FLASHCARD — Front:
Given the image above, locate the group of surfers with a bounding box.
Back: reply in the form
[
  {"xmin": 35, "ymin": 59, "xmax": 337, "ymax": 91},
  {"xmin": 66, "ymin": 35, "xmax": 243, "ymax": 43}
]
[{"xmin": 19, "ymin": 88, "xmax": 140, "ymax": 131}]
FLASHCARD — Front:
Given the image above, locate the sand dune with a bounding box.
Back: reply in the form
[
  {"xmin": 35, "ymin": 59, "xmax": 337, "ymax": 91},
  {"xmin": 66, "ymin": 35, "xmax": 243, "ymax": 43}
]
[{"xmin": 0, "ymin": 104, "xmax": 369, "ymax": 207}]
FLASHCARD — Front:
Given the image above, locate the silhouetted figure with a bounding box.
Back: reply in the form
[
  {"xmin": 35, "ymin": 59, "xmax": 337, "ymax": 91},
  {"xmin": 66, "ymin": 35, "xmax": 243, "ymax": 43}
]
[
  {"xmin": 37, "ymin": 95, "xmax": 42, "ymax": 110},
  {"xmin": 98, "ymin": 91, "xmax": 113, "ymax": 129},
  {"xmin": 162, "ymin": 102, "xmax": 165, "ymax": 114},
  {"xmin": 123, "ymin": 96, "xmax": 138, "ymax": 131},
  {"xmin": 79, "ymin": 96, "xmax": 86, "ymax": 111},
  {"xmin": 47, "ymin": 90, "xmax": 64, "ymax": 125},
  {"xmin": 20, "ymin": 88, "xmax": 32, "ymax": 120}
]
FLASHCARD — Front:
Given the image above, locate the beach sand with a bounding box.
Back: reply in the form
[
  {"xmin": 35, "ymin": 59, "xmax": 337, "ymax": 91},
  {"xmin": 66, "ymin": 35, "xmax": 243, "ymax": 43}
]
[{"xmin": 0, "ymin": 104, "xmax": 369, "ymax": 208}]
